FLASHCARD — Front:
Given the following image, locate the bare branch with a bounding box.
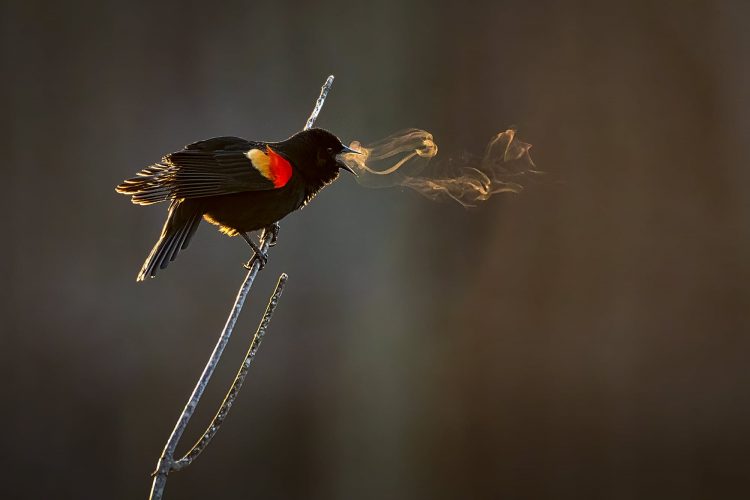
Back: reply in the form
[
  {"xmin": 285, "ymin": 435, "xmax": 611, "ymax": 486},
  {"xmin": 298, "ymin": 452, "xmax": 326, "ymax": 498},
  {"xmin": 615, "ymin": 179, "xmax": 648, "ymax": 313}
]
[
  {"xmin": 148, "ymin": 75, "xmax": 336, "ymax": 500},
  {"xmin": 149, "ymin": 234, "xmax": 272, "ymax": 500}
]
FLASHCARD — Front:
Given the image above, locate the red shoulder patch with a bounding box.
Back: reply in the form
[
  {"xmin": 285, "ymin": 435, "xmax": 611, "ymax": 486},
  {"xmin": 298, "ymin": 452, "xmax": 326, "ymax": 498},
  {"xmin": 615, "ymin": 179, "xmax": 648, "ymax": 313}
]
[{"xmin": 265, "ymin": 146, "xmax": 293, "ymax": 188}]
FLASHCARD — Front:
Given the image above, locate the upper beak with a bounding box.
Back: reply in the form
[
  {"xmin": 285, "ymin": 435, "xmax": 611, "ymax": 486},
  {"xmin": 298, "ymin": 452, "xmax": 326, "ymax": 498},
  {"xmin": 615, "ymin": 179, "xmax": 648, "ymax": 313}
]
[{"xmin": 336, "ymin": 145, "xmax": 362, "ymax": 176}]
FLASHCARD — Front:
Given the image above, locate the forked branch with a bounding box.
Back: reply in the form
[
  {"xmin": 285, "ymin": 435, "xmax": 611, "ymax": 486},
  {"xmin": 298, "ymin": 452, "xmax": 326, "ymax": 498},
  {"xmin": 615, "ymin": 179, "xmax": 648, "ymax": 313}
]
[{"xmin": 172, "ymin": 273, "xmax": 288, "ymax": 471}]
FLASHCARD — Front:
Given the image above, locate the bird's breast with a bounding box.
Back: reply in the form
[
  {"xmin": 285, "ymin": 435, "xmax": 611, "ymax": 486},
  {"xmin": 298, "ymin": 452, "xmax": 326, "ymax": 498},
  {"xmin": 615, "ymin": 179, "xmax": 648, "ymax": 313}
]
[{"xmin": 201, "ymin": 176, "xmax": 307, "ymax": 235}]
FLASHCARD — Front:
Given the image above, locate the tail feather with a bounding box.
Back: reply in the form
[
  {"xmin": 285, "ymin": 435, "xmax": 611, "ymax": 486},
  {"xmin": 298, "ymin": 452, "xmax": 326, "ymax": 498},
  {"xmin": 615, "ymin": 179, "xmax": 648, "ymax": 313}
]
[
  {"xmin": 166, "ymin": 220, "xmax": 189, "ymax": 264},
  {"xmin": 137, "ymin": 201, "xmax": 202, "ymax": 281},
  {"xmin": 164, "ymin": 211, "xmax": 198, "ymax": 265}
]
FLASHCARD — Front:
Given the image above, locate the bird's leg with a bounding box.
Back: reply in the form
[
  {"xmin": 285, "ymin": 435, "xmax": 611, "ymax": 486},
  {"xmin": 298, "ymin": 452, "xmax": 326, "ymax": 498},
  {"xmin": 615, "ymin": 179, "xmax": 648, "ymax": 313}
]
[
  {"xmin": 240, "ymin": 232, "xmax": 268, "ymax": 270},
  {"xmin": 264, "ymin": 222, "xmax": 281, "ymax": 247}
]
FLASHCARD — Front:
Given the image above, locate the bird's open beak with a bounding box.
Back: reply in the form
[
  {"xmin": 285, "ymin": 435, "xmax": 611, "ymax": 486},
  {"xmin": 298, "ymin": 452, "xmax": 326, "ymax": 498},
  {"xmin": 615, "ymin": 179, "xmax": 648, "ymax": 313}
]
[
  {"xmin": 336, "ymin": 145, "xmax": 362, "ymax": 176},
  {"xmin": 339, "ymin": 163, "xmax": 358, "ymax": 175}
]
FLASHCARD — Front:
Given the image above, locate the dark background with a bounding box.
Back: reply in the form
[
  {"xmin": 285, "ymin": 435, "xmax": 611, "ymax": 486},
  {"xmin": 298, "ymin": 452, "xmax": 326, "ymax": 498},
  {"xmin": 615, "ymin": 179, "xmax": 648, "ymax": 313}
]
[{"xmin": 2, "ymin": 1, "xmax": 749, "ymax": 499}]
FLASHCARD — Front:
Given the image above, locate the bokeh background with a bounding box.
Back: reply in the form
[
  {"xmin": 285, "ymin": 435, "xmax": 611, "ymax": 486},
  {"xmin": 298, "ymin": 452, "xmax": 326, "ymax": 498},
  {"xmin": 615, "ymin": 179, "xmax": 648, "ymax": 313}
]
[{"xmin": 3, "ymin": 0, "xmax": 749, "ymax": 498}]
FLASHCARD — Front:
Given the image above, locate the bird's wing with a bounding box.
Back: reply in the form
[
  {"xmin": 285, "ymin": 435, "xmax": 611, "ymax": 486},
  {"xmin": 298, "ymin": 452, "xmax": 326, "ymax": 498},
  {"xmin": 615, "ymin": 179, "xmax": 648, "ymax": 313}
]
[{"xmin": 116, "ymin": 136, "xmax": 294, "ymax": 205}]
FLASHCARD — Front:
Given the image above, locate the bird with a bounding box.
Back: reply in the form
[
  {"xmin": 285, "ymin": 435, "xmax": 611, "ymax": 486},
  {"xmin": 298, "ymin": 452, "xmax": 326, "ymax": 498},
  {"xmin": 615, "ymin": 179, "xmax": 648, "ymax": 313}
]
[{"xmin": 116, "ymin": 128, "xmax": 359, "ymax": 281}]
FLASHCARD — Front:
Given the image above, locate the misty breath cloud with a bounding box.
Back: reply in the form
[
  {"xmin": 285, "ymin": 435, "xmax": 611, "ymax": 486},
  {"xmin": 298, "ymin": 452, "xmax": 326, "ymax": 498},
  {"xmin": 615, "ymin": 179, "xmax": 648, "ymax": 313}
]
[{"xmin": 342, "ymin": 128, "xmax": 538, "ymax": 206}]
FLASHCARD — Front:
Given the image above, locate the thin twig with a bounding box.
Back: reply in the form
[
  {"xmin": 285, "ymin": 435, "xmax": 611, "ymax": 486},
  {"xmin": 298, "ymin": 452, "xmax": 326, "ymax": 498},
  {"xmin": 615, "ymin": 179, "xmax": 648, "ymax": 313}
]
[
  {"xmin": 306, "ymin": 75, "xmax": 335, "ymax": 130},
  {"xmin": 172, "ymin": 273, "xmax": 288, "ymax": 471},
  {"xmin": 148, "ymin": 75, "xmax": 335, "ymax": 500}
]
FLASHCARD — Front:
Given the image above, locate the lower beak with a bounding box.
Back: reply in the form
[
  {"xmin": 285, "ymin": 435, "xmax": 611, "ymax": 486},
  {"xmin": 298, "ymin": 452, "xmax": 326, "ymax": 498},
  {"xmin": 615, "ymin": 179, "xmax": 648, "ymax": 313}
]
[{"xmin": 338, "ymin": 162, "xmax": 358, "ymax": 176}]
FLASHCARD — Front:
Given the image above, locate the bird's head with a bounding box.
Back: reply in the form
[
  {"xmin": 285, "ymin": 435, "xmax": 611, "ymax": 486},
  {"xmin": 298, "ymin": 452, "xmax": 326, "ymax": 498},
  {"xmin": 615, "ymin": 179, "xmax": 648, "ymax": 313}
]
[{"xmin": 275, "ymin": 128, "xmax": 359, "ymax": 184}]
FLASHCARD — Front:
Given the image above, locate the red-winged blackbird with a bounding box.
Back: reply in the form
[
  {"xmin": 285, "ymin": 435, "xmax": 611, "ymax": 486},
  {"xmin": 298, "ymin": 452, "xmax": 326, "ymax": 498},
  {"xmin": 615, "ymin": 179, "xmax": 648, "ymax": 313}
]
[{"xmin": 116, "ymin": 128, "xmax": 358, "ymax": 281}]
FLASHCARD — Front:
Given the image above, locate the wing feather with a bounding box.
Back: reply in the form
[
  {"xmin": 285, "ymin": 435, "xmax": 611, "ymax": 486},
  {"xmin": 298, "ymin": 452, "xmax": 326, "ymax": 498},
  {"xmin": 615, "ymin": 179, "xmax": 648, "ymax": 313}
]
[{"xmin": 116, "ymin": 137, "xmax": 278, "ymax": 205}]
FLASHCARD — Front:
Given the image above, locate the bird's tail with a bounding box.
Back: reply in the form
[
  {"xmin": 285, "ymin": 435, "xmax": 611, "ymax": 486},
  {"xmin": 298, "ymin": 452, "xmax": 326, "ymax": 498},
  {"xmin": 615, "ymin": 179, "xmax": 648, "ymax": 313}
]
[{"xmin": 138, "ymin": 200, "xmax": 202, "ymax": 281}]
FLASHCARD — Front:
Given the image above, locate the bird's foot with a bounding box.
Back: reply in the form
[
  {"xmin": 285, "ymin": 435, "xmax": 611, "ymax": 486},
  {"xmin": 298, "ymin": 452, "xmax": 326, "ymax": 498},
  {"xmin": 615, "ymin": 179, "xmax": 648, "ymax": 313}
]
[
  {"xmin": 243, "ymin": 253, "xmax": 268, "ymax": 271},
  {"xmin": 264, "ymin": 222, "xmax": 280, "ymax": 247},
  {"xmin": 242, "ymin": 237, "xmax": 268, "ymax": 270}
]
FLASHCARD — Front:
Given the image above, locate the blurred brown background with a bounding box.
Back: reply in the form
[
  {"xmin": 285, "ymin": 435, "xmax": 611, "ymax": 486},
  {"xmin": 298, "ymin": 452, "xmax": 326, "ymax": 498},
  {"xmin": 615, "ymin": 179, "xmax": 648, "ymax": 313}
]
[{"xmin": 2, "ymin": 0, "xmax": 749, "ymax": 499}]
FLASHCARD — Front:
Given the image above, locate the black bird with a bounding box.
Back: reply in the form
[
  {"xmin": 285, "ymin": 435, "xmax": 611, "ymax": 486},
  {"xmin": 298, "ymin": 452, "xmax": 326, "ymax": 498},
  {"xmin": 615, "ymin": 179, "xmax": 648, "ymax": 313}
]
[{"xmin": 116, "ymin": 128, "xmax": 358, "ymax": 281}]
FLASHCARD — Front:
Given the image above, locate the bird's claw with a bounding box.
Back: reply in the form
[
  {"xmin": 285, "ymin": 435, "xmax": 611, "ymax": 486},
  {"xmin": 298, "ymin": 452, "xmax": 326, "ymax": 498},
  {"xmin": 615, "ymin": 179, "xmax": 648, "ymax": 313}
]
[
  {"xmin": 243, "ymin": 239, "xmax": 268, "ymax": 270},
  {"xmin": 265, "ymin": 223, "xmax": 280, "ymax": 247},
  {"xmin": 243, "ymin": 251, "xmax": 268, "ymax": 270},
  {"xmin": 239, "ymin": 226, "xmax": 276, "ymax": 271}
]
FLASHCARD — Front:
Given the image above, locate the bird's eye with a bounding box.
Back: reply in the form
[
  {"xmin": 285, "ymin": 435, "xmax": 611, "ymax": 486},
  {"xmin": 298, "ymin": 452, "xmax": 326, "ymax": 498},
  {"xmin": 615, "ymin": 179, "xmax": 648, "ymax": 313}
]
[{"xmin": 326, "ymin": 147, "xmax": 333, "ymax": 154}]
